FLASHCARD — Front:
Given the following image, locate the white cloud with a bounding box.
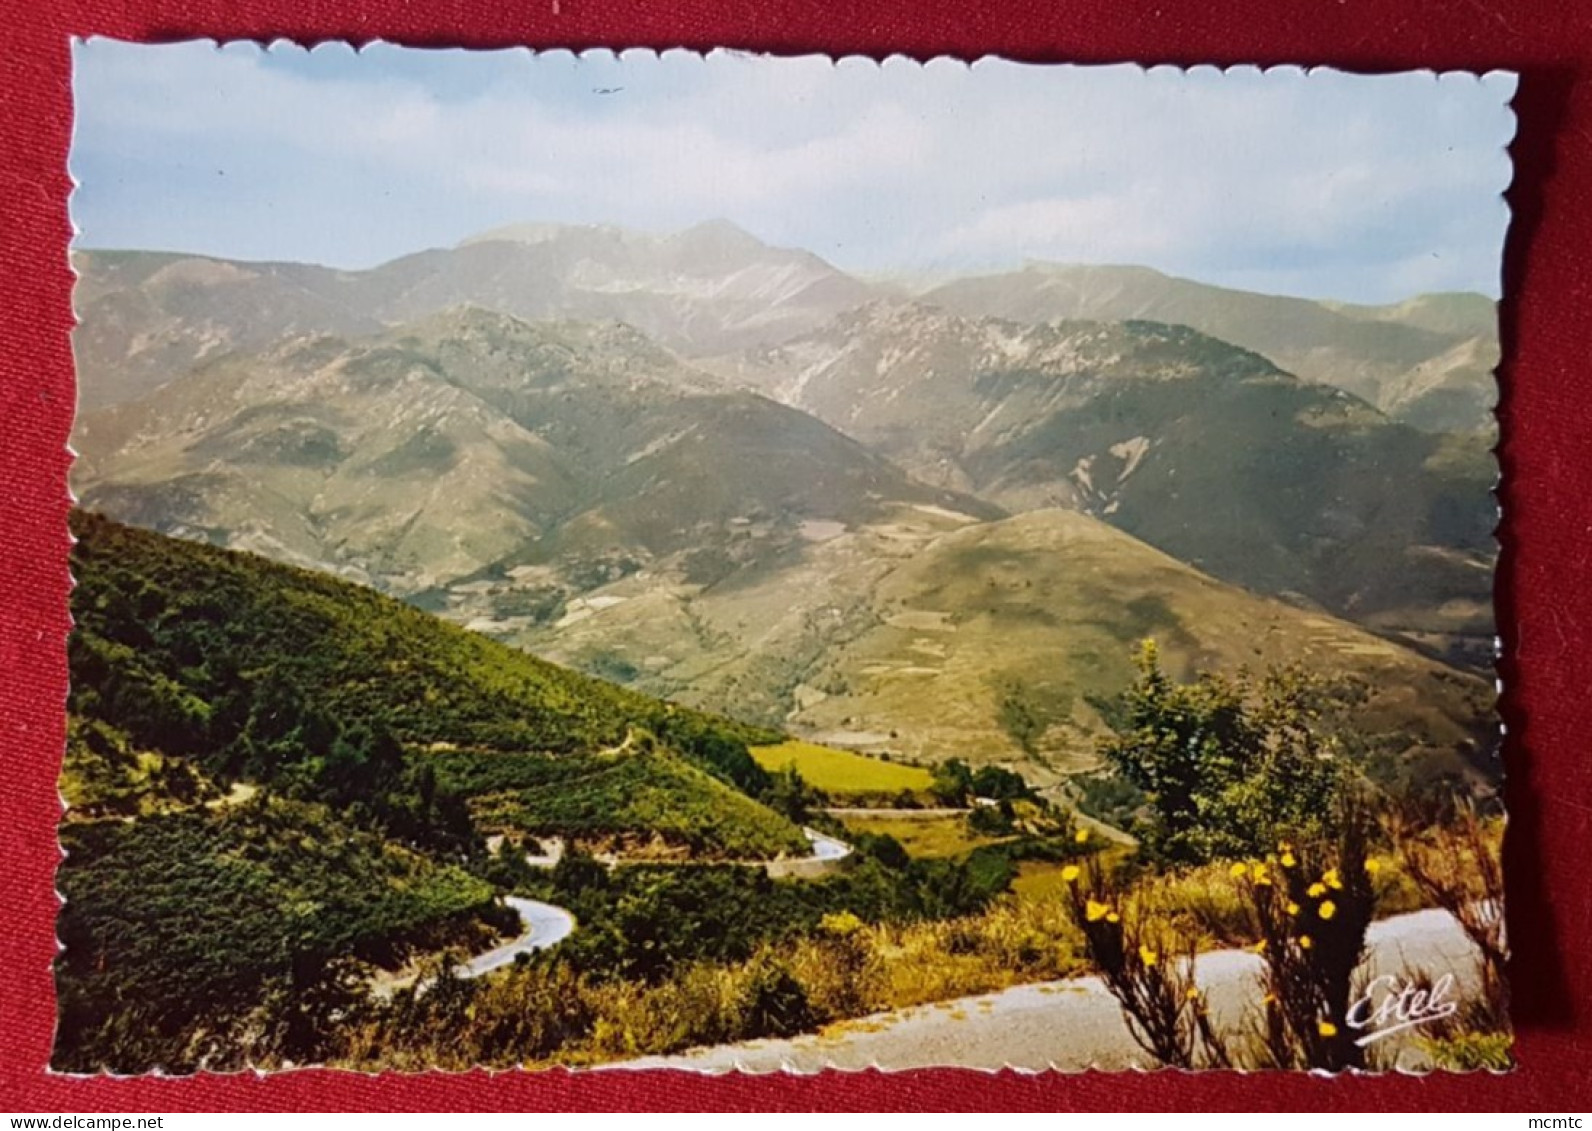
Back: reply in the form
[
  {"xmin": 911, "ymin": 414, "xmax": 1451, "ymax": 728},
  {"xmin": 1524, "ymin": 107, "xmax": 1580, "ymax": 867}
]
[{"xmin": 70, "ymin": 43, "xmax": 1517, "ymax": 302}]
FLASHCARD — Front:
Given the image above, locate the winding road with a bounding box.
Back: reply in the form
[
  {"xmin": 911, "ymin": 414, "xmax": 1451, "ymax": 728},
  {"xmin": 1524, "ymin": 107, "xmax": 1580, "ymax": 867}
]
[
  {"xmin": 443, "ymin": 827, "xmax": 852, "ymax": 984},
  {"xmin": 455, "ymin": 896, "xmax": 577, "ymax": 979},
  {"xmin": 803, "ymin": 828, "xmax": 852, "ymax": 862},
  {"xmin": 613, "ymin": 908, "xmax": 1488, "ymax": 1072}
]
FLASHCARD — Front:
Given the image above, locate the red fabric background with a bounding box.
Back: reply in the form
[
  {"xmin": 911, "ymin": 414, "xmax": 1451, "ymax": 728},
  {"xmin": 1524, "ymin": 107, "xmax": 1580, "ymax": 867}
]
[{"xmin": 3, "ymin": 0, "xmax": 1589, "ymax": 1112}]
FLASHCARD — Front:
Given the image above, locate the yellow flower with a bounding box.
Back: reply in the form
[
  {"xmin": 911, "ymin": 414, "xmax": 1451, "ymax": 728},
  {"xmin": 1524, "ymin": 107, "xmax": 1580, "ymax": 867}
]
[
  {"xmin": 1107, "ymin": 912, "xmax": 1121, "ymax": 924},
  {"xmin": 1298, "ymin": 935, "xmax": 1314, "ymax": 950},
  {"xmin": 1279, "ymin": 851, "xmax": 1297, "ymax": 868},
  {"xmin": 1318, "ymin": 900, "xmax": 1337, "ymax": 921},
  {"xmin": 1061, "ymin": 864, "xmax": 1081, "ymax": 883},
  {"xmin": 1250, "ymin": 863, "xmax": 1272, "ymax": 886},
  {"xmin": 1323, "ymin": 868, "xmax": 1343, "ymax": 891},
  {"xmin": 1186, "ymin": 987, "xmax": 1200, "ymax": 1001},
  {"xmin": 1248, "ymin": 939, "xmax": 1267, "ymax": 954},
  {"xmin": 1365, "ymin": 858, "xmax": 1381, "ymax": 876},
  {"xmin": 1085, "ymin": 899, "xmax": 1110, "ymax": 922},
  {"xmin": 1286, "ymin": 901, "xmax": 1301, "ymax": 916},
  {"xmin": 1319, "ymin": 1020, "xmax": 1338, "ymax": 1038},
  {"xmin": 1075, "ymin": 829, "xmax": 1090, "ymax": 844},
  {"xmin": 1229, "ymin": 861, "xmax": 1249, "ymax": 879},
  {"xmin": 1307, "ymin": 882, "xmax": 1328, "ymax": 898},
  {"xmin": 1139, "ymin": 945, "xmax": 1159, "ymax": 967}
]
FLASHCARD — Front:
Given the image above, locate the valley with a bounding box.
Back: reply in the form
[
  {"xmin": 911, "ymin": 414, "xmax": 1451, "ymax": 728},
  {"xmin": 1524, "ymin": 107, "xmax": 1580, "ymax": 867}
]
[
  {"xmin": 69, "ymin": 231, "xmax": 1499, "ymax": 780},
  {"xmin": 60, "ymin": 221, "xmax": 1505, "ymax": 1074}
]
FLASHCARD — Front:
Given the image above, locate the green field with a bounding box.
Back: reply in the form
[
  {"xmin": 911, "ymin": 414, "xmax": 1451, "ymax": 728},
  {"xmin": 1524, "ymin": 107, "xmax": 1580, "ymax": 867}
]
[
  {"xmin": 750, "ymin": 739, "xmax": 935, "ymax": 799},
  {"xmin": 837, "ymin": 812, "xmax": 1008, "ymax": 859}
]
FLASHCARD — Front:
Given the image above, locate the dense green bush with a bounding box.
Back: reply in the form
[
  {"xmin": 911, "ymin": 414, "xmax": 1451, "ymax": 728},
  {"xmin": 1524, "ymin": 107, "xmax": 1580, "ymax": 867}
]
[
  {"xmin": 432, "ymin": 748, "xmax": 806, "ymax": 858},
  {"xmin": 1099, "ymin": 640, "xmax": 1347, "ymax": 863},
  {"xmin": 532, "ymin": 844, "xmax": 1016, "ymax": 985},
  {"xmin": 56, "ymin": 797, "xmax": 498, "ymax": 1073}
]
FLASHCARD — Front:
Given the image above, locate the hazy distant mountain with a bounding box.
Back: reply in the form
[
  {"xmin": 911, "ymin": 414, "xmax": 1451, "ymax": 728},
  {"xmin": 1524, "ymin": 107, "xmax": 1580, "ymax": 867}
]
[
  {"xmin": 73, "ymin": 222, "xmax": 876, "ymax": 410},
  {"xmin": 438, "ymin": 220, "xmax": 876, "ymax": 354},
  {"xmin": 1326, "ymin": 291, "xmax": 1499, "ymax": 338},
  {"xmin": 722, "ymin": 301, "xmax": 1496, "ymax": 669},
  {"xmin": 74, "ymin": 235, "xmax": 1499, "ymax": 432},
  {"xmin": 71, "ymin": 250, "xmax": 383, "ymax": 410},
  {"xmin": 923, "ymin": 263, "xmax": 1498, "ymax": 433},
  {"xmin": 73, "ymin": 307, "xmax": 993, "ymax": 597}
]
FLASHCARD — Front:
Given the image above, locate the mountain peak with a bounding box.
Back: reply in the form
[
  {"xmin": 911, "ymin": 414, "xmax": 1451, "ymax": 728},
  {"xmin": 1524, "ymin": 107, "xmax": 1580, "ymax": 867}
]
[
  {"xmin": 1020, "ymin": 261, "xmax": 1172, "ymax": 282},
  {"xmin": 669, "ymin": 218, "xmax": 771, "ymax": 253},
  {"xmin": 457, "ymin": 221, "xmax": 642, "ymax": 249}
]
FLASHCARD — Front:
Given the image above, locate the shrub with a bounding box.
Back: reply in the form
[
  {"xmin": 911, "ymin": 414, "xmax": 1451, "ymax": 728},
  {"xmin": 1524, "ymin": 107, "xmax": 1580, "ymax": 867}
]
[
  {"xmin": 1393, "ymin": 801, "xmax": 1508, "ymax": 1020},
  {"xmin": 1061, "ymin": 860, "xmax": 1230, "ymax": 1068},
  {"xmin": 792, "ymin": 911, "xmax": 886, "ymax": 1021},
  {"xmin": 1225, "ymin": 803, "xmax": 1378, "ymax": 1071},
  {"xmin": 1098, "ymin": 640, "xmax": 1347, "ymax": 864}
]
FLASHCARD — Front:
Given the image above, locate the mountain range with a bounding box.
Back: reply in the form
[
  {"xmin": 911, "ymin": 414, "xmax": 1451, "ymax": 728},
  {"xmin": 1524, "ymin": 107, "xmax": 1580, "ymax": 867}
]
[
  {"xmin": 72, "ymin": 225, "xmax": 1497, "ymax": 432},
  {"xmin": 74, "ymin": 306, "xmax": 991, "ymax": 596},
  {"xmin": 71, "ymin": 221, "xmax": 871, "ymax": 410},
  {"xmin": 68, "ymin": 221, "xmax": 1500, "ymax": 779},
  {"xmin": 923, "ymin": 263, "xmax": 1499, "ymax": 434},
  {"xmin": 717, "ymin": 300, "xmax": 1495, "ymax": 667}
]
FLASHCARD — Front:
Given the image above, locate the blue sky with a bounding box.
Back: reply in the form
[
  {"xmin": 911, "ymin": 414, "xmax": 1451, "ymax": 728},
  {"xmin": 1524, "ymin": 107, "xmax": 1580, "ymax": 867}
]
[{"xmin": 71, "ymin": 41, "xmax": 1517, "ymax": 303}]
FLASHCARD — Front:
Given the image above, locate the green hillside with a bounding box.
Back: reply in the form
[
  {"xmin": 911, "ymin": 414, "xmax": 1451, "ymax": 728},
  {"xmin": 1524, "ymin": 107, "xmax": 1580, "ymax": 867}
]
[
  {"xmin": 67, "ymin": 510, "xmax": 802, "ymax": 849},
  {"xmin": 55, "ymin": 798, "xmax": 501, "ymax": 1073},
  {"xmin": 432, "ymin": 746, "xmax": 807, "ymax": 859},
  {"xmin": 58, "ymin": 510, "xmax": 812, "ymax": 1069}
]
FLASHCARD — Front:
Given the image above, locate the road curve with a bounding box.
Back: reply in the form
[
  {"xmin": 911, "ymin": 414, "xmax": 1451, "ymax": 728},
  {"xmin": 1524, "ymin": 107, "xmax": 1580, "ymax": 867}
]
[
  {"xmin": 611, "ymin": 908, "xmax": 1485, "ymax": 1073},
  {"xmin": 803, "ymin": 828, "xmax": 853, "ymax": 862},
  {"xmin": 456, "ymin": 896, "xmax": 576, "ymax": 979}
]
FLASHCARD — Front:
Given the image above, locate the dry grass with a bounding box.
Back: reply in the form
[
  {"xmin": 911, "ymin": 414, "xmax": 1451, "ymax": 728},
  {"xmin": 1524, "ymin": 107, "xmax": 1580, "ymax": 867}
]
[
  {"xmin": 334, "ymin": 885, "xmax": 1090, "ymax": 1071},
  {"xmin": 1142, "ymin": 847, "xmax": 1425, "ymax": 950},
  {"xmin": 333, "ymin": 815, "xmax": 1503, "ymax": 1072}
]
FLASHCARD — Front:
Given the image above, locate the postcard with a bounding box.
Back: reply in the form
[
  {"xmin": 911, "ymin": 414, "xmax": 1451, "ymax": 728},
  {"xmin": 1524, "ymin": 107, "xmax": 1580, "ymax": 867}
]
[{"xmin": 59, "ymin": 42, "xmax": 1514, "ymax": 1074}]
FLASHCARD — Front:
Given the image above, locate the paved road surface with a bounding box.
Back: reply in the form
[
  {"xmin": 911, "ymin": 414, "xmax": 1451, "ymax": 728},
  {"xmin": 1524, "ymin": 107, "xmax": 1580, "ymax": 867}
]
[
  {"xmin": 613, "ymin": 908, "xmax": 1484, "ymax": 1073},
  {"xmin": 456, "ymin": 897, "xmax": 577, "ymax": 979},
  {"xmin": 804, "ymin": 828, "xmax": 853, "ymax": 862}
]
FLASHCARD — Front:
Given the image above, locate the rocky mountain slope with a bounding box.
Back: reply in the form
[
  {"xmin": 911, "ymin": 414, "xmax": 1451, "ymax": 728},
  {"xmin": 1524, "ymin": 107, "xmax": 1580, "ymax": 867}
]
[
  {"xmin": 923, "ymin": 263, "xmax": 1497, "ymax": 433},
  {"xmin": 72, "ymin": 221, "xmax": 872, "ymax": 409},
  {"xmin": 69, "ymin": 233, "xmax": 1499, "ymax": 779},
  {"xmin": 75, "ymin": 233, "xmax": 1498, "ymax": 431},
  {"xmin": 721, "ymin": 302, "xmax": 1496, "ymax": 670}
]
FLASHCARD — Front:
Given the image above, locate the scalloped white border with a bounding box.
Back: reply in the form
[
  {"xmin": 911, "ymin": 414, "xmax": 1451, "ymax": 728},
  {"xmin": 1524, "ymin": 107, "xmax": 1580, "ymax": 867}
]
[{"xmin": 55, "ymin": 40, "xmax": 1519, "ymax": 1081}]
